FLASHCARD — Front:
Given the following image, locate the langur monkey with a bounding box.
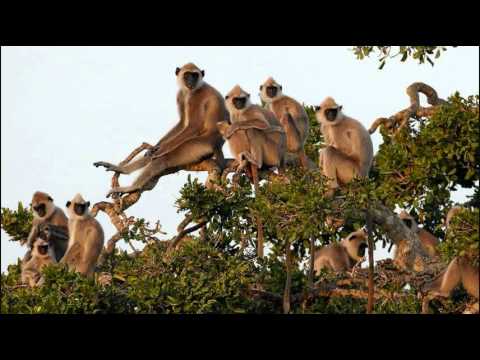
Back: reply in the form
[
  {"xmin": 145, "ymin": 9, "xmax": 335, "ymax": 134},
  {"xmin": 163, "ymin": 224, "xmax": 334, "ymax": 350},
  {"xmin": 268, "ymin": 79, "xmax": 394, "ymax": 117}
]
[
  {"xmin": 220, "ymin": 85, "xmax": 287, "ymax": 258},
  {"xmin": 396, "ymin": 211, "xmax": 440, "ymax": 258},
  {"xmin": 259, "ymin": 77, "xmax": 313, "ymax": 168},
  {"xmin": 219, "ymin": 85, "xmax": 286, "ymax": 172},
  {"xmin": 25, "ymin": 191, "xmax": 69, "ymax": 262},
  {"xmin": 315, "ymin": 97, "xmax": 373, "ymax": 195},
  {"xmin": 94, "ymin": 62, "xmax": 228, "ymax": 197},
  {"xmin": 313, "ymin": 228, "xmax": 368, "ymax": 274},
  {"xmin": 61, "ymin": 194, "xmax": 104, "ymax": 277},
  {"xmin": 21, "ymin": 236, "xmax": 57, "ymax": 287},
  {"xmin": 421, "ymin": 206, "xmax": 479, "ymax": 313}
]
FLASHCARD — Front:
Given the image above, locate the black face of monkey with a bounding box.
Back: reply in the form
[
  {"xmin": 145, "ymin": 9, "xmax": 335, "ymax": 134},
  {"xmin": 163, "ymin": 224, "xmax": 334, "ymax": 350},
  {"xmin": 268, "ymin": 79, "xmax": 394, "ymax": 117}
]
[
  {"xmin": 37, "ymin": 243, "xmax": 49, "ymax": 256},
  {"xmin": 33, "ymin": 203, "xmax": 47, "ymax": 217},
  {"xmin": 266, "ymin": 86, "xmax": 278, "ymax": 98},
  {"xmin": 324, "ymin": 108, "xmax": 338, "ymax": 121},
  {"xmin": 183, "ymin": 71, "xmax": 199, "ymax": 89},
  {"xmin": 66, "ymin": 200, "xmax": 90, "ymax": 216},
  {"xmin": 232, "ymin": 97, "xmax": 247, "ymax": 110},
  {"xmin": 358, "ymin": 243, "xmax": 367, "ymax": 257},
  {"xmin": 402, "ymin": 218, "xmax": 413, "ymax": 228}
]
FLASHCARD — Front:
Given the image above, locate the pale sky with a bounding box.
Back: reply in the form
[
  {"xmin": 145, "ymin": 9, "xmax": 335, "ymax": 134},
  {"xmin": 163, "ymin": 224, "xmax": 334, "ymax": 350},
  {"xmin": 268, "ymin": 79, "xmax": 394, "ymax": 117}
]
[{"xmin": 1, "ymin": 46, "xmax": 479, "ymax": 272}]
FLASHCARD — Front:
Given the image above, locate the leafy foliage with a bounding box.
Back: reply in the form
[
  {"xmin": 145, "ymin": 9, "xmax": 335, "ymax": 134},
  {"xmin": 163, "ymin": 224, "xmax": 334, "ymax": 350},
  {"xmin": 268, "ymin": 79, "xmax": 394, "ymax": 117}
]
[
  {"xmin": 352, "ymin": 46, "xmax": 454, "ymax": 69},
  {"xmin": 1, "ymin": 202, "xmax": 33, "ymax": 242}
]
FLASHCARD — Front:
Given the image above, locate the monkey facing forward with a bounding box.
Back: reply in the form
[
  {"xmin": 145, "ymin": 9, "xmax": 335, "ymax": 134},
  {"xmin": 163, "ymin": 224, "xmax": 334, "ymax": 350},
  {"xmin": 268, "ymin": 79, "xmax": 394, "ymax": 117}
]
[
  {"xmin": 25, "ymin": 191, "xmax": 69, "ymax": 262},
  {"xmin": 94, "ymin": 62, "xmax": 228, "ymax": 197},
  {"xmin": 313, "ymin": 228, "xmax": 368, "ymax": 274},
  {"xmin": 259, "ymin": 77, "xmax": 313, "ymax": 168},
  {"xmin": 61, "ymin": 194, "xmax": 104, "ymax": 277},
  {"xmin": 315, "ymin": 97, "xmax": 373, "ymax": 194},
  {"xmin": 219, "ymin": 85, "xmax": 286, "ymax": 172},
  {"xmin": 21, "ymin": 236, "xmax": 57, "ymax": 287}
]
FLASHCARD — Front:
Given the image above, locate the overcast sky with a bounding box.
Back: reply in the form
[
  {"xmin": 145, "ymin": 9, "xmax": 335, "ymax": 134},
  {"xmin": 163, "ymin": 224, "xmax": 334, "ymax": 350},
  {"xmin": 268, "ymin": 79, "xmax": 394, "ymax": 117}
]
[{"xmin": 1, "ymin": 46, "xmax": 479, "ymax": 272}]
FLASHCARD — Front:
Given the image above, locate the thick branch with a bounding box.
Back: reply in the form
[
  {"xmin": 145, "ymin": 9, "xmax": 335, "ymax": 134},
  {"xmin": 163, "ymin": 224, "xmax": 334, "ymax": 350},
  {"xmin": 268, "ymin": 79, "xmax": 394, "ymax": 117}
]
[{"xmin": 369, "ymin": 82, "xmax": 447, "ymax": 135}]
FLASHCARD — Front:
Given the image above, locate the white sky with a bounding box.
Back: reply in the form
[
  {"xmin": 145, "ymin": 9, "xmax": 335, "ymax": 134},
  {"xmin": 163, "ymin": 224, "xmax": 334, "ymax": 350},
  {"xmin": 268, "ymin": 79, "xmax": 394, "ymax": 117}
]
[{"xmin": 1, "ymin": 46, "xmax": 479, "ymax": 272}]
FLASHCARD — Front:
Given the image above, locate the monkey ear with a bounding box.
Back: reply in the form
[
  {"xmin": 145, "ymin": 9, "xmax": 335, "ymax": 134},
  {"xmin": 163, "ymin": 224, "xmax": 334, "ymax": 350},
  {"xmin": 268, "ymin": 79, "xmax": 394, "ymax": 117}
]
[
  {"xmin": 259, "ymin": 85, "xmax": 263, "ymax": 91},
  {"xmin": 314, "ymin": 106, "xmax": 321, "ymax": 112},
  {"xmin": 66, "ymin": 201, "xmax": 71, "ymax": 208},
  {"xmin": 225, "ymin": 95, "xmax": 229, "ymax": 100},
  {"xmin": 201, "ymin": 70, "xmax": 205, "ymax": 77},
  {"xmin": 47, "ymin": 196, "xmax": 53, "ymax": 202},
  {"xmin": 338, "ymin": 105, "xmax": 343, "ymax": 111},
  {"xmin": 246, "ymin": 92, "xmax": 251, "ymax": 98},
  {"xmin": 175, "ymin": 67, "xmax": 180, "ymax": 76},
  {"xmin": 85, "ymin": 201, "xmax": 90, "ymax": 208},
  {"xmin": 279, "ymin": 85, "xmax": 282, "ymax": 90}
]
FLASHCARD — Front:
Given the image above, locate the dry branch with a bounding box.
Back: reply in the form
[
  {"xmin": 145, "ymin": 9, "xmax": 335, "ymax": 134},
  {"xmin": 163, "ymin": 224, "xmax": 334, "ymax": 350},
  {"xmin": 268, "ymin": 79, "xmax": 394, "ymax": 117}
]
[{"xmin": 369, "ymin": 82, "xmax": 448, "ymax": 135}]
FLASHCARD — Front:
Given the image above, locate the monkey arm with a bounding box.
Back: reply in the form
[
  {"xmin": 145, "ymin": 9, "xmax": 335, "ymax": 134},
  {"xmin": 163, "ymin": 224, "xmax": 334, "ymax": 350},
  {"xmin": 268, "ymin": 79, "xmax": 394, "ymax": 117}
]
[
  {"xmin": 152, "ymin": 98, "xmax": 209, "ymax": 159},
  {"xmin": 226, "ymin": 118, "xmax": 271, "ymax": 139},
  {"xmin": 26, "ymin": 218, "xmax": 41, "ymax": 248}
]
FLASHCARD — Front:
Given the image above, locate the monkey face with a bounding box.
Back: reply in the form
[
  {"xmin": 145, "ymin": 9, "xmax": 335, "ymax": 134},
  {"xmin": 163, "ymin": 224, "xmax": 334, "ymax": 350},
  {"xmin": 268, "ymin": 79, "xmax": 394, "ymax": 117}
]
[
  {"xmin": 398, "ymin": 211, "xmax": 418, "ymax": 232},
  {"xmin": 66, "ymin": 193, "xmax": 90, "ymax": 219},
  {"xmin": 176, "ymin": 63, "xmax": 205, "ymax": 91},
  {"xmin": 31, "ymin": 191, "xmax": 54, "ymax": 219},
  {"xmin": 232, "ymin": 96, "xmax": 248, "ymax": 110},
  {"xmin": 32, "ymin": 238, "xmax": 54, "ymax": 259},
  {"xmin": 33, "ymin": 203, "xmax": 47, "ymax": 217},
  {"xmin": 315, "ymin": 97, "xmax": 344, "ymax": 125},
  {"xmin": 342, "ymin": 229, "xmax": 368, "ymax": 261},
  {"xmin": 259, "ymin": 77, "xmax": 283, "ymax": 103},
  {"xmin": 225, "ymin": 85, "xmax": 252, "ymax": 116}
]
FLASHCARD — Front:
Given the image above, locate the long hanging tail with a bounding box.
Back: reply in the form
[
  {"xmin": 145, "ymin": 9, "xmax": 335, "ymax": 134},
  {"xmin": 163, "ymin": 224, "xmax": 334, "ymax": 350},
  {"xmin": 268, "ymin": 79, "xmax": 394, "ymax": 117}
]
[{"xmin": 251, "ymin": 164, "xmax": 264, "ymax": 258}]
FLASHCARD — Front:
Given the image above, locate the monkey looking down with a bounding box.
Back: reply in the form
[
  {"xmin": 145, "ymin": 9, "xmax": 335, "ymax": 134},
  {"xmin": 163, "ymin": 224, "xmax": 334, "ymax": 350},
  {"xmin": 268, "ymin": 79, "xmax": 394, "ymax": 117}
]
[
  {"xmin": 94, "ymin": 62, "xmax": 228, "ymax": 198},
  {"xmin": 315, "ymin": 97, "xmax": 373, "ymax": 195},
  {"xmin": 397, "ymin": 211, "xmax": 440, "ymax": 258},
  {"xmin": 61, "ymin": 193, "xmax": 104, "ymax": 277},
  {"xmin": 25, "ymin": 191, "xmax": 69, "ymax": 262},
  {"xmin": 259, "ymin": 77, "xmax": 313, "ymax": 168},
  {"xmin": 313, "ymin": 228, "xmax": 368, "ymax": 274}
]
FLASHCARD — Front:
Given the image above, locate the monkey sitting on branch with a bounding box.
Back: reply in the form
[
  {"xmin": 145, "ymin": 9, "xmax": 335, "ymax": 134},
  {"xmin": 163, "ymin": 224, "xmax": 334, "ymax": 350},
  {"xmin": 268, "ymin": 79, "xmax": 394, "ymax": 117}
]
[
  {"xmin": 217, "ymin": 85, "xmax": 287, "ymax": 258},
  {"xmin": 259, "ymin": 77, "xmax": 314, "ymax": 169},
  {"xmin": 313, "ymin": 228, "xmax": 368, "ymax": 275},
  {"xmin": 93, "ymin": 62, "xmax": 229, "ymax": 198},
  {"xmin": 315, "ymin": 97, "xmax": 373, "ymax": 196}
]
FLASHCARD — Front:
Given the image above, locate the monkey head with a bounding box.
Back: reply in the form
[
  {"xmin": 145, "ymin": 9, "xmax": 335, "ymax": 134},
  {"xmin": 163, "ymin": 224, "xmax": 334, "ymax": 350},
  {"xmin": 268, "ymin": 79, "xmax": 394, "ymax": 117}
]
[
  {"xmin": 259, "ymin": 77, "xmax": 283, "ymax": 103},
  {"xmin": 176, "ymin": 62, "xmax": 205, "ymax": 91},
  {"xmin": 66, "ymin": 193, "xmax": 91, "ymax": 219},
  {"xmin": 31, "ymin": 237, "xmax": 57, "ymax": 263},
  {"xmin": 398, "ymin": 211, "xmax": 419, "ymax": 232},
  {"xmin": 315, "ymin": 97, "xmax": 344, "ymax": 125},
  {"xmin": 225, "ymin": 85, "xmax": 252, "ymax": 120},
  {"xmin": 31, "ymin": 191, "xmax": 55, "ymax": 219},
  {"xmin": 341, "ymin": 228, "xmax": 368, "ymax": 261}
]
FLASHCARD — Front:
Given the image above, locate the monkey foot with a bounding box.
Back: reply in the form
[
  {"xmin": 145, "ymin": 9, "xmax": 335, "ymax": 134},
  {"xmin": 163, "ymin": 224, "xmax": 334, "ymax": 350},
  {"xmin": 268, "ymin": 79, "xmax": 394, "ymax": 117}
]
[{"xmin": 93, "ymin": 161, "xmax": 124, "ymax": 173}]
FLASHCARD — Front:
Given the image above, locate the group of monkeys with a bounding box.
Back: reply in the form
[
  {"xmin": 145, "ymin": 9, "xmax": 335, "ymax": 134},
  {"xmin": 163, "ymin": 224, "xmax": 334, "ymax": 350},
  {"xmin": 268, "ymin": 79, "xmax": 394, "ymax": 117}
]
[
  {"xmin": 19, "ymin": 62, "xmax": 478, "ymax": 310},
  {"xmin": 21, "ymin": 192, "xmax": 103, "ymax": 287}
]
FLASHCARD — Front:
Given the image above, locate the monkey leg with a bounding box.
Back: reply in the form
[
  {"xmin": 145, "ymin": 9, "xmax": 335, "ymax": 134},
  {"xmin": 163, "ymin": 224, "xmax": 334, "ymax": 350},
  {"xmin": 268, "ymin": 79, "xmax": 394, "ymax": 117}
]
[
  {"xmin": 107, "ymin": 139, "xmax": 215, "ymax": 197},
  {"xmin": 94, "ymin": 156, "xmax": 150, "ymax": 175},
  {"xmin": 319, "ymin": 146, "xmax": 359, "ymax": 191}
]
